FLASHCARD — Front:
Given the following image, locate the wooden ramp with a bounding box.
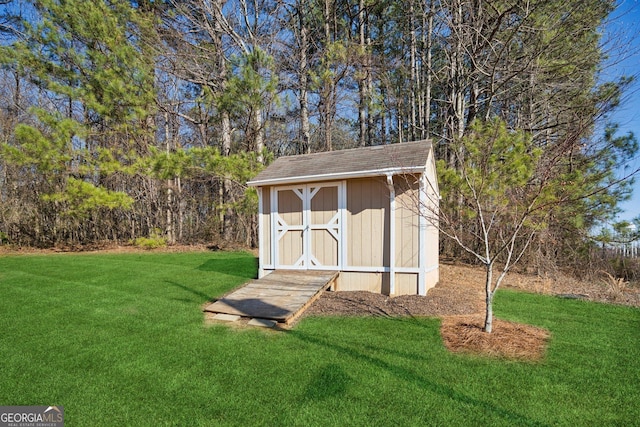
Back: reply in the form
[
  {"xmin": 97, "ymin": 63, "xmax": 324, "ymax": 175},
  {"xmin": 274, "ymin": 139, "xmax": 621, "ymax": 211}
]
[{"xmin": 204, "ymin": 270, "xmax": 339, "ymax": 324}]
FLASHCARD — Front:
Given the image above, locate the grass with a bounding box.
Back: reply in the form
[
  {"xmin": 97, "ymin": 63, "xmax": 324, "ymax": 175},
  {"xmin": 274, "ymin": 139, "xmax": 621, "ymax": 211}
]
[{"xmin": 0, "ymin": 251, "xmax": 639, "ymax": 426}]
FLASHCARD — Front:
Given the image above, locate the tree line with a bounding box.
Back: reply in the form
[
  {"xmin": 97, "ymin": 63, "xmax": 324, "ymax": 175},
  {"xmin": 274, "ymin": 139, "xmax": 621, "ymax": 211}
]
[{"xmin": 0, "ymin": 0, "xmax": 637, "ymax": 274}]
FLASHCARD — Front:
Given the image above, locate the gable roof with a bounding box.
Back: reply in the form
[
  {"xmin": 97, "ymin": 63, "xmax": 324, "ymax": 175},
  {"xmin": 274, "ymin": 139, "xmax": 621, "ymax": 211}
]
[{"xmin": 247, "ymin": 140, "xmax": 433, "ymax": 186}]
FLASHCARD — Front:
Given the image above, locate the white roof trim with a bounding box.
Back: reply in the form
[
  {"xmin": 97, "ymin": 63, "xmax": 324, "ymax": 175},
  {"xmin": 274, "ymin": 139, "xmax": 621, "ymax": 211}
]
[{"xmin": 247, "ymin": 166, "xmax": 425, "ymax": 187}]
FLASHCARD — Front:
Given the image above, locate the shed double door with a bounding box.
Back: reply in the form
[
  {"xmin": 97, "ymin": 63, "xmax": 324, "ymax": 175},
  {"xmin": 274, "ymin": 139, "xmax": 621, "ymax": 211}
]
[{"xmin": 274, "ymin": 182, "xmax": 344, "ymax": 270}]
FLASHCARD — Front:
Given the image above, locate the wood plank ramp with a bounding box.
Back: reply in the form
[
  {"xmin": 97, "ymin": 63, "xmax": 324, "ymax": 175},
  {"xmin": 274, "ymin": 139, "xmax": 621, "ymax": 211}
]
[{"xmin": 204, "ymin": 270, "xmax": 339, "ymax": 324}]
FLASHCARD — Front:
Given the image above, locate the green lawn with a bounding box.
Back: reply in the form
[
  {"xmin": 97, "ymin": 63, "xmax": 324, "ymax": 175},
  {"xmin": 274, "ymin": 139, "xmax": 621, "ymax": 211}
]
[{"xmin": 0, "ymin": 251, "xmax": 638, "ymax": 426}]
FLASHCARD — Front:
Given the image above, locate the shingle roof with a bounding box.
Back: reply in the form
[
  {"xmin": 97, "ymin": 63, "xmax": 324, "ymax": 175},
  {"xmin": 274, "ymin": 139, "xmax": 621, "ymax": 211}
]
[{"xmin": 248, "ymin": 140, "xmax": 433, "ymax": 186}]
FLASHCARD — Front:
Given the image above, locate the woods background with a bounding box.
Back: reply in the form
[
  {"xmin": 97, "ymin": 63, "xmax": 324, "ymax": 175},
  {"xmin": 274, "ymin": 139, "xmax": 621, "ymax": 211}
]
[{"xmin": 0, "ymin": 0, "xmax": 638, "ymax": 276}]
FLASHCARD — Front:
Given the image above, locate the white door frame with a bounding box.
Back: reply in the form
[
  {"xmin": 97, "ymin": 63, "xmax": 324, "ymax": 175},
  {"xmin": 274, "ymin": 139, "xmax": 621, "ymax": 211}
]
[{"xmin": 271, "ymin": 181, "xmax": 345, "ymax": 270}]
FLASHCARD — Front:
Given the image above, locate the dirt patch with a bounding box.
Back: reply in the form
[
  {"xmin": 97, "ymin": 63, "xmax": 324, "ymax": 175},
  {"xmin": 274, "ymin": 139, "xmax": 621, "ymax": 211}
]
[
  {"xmin": 501, "ymin": 267, "xmax": 640, "ymax": 307},
  {"xmin": 0, "ymin": 242, "xmax": 256, "ymax": 255}
]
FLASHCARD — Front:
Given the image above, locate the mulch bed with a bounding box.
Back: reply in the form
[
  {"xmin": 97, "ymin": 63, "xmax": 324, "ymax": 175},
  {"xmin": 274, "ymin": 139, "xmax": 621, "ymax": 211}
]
[
  {"xmin": 304, "ymin": 263, "xmax": 487, "ymax": 318},
  {"xmin": 302, "ymin": 262, "xmax": 639, "ymax": 360},
  {"xmin": 440, "ymin": 315, "xmax": 550, "ymax": 361}
]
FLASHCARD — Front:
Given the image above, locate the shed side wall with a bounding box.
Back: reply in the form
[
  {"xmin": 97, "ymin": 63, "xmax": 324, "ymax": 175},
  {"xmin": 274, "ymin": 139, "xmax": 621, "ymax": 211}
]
[
  {"xmin": 336, "ymin": 272, "xmax": 384, "ymax": 293},
  {"xmin": 394, "ymin": 176, "xmax": 420, "ymax": 269},
  {"xmin": 394, "ymin": 273, "xmax": 418, "ymax": 295}
]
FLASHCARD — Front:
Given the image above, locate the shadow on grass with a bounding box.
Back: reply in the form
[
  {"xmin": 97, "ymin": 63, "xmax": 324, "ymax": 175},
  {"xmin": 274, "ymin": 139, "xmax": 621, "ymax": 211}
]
[
  {"xmin": 196, "ymin": 257, "xmax": 258, "ymax": 278},
  {"xmin": 164, "ymin": 280, "xmax": 213, "ymax": 302},
  {"xmin": 288, "ymin": 327, "xmax": 550, "ymax": 427}
]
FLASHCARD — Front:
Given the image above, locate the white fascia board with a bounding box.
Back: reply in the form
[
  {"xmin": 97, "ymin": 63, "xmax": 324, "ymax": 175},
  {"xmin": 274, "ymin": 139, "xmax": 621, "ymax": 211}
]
[
  {"xmin": 247, "ymin": 166, "xmax": 425, "ymax": 187},
  {"xmin": 257, "ymin": 187, "xmax": 265, "ymax": 278}
]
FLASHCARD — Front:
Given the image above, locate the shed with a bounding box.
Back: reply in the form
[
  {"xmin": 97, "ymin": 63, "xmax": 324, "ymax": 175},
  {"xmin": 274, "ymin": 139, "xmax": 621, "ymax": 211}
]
[{"xmin": 247, "ymin": 140, "xmax": 439, "ymax": 296}]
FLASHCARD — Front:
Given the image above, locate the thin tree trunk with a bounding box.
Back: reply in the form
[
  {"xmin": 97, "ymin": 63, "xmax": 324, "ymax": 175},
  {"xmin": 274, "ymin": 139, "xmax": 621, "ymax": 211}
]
[
  {"xmin": 213, "ymin": 0, "xmax": 234, "ymax": 241},
  {"xmin": 358, "ymin": 0, "xmax": 367, "ymax": 147},
  {"xmin": 323, "ymin": 0, "xmax": 334, "ymax": 151},
  {"xmin": 366, "ymin": 33, "xmax": 373, "ymax": 145},
  {"xmin": 299, "ymin": 4, "xmax": 311, "ymax": 154},
  {"xmin": 423, "ymin": 7, "xmax": 433, "ymax": 138},
  {"xmin": 176, "ymin": 176, "xmax": 183, "ymax": 241},
  {"xmin": 222, "ymin": 111, "xmax": 234, "ymax": 241},
  {"xmin": 484, "ymin": 263, "xmax": 494, "ymax": 333},
  {"xmin": 380, "ymin": 84, "xmax": 387, "ymax": 145},
  {"xmin": 164, "ymin": 111, "xmax": 175, "ymax": 244},
  {"xmin": 409, "ymin": 0, "xmax": 417, "ymax": 141},
  {"xmin": 448, "ymin": 0, "xmax": 465, "ymax": 146},
  {"xmin": 253, "ymin": 107, "xmax": 264, "ymax": 162}
]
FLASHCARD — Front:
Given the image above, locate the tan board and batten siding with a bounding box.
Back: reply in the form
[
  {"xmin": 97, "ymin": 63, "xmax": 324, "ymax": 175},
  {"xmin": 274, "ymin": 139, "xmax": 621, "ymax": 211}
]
[{"xmin": 248, "ymin": 140, "xmax": 440, "ymax": 296}]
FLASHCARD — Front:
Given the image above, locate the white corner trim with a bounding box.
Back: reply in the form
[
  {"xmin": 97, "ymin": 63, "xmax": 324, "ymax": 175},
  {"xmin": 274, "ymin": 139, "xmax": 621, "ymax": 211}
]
[
  {"xmin": 419, "ymin": 173, "xmax": 427, "ymax": 295},
  {"xmin": 339, "ymin": 180, "xmax": 347, "ymax": 270},
  {"xmin": 257, "ymin": 187, "xmax": 266, "ymax": 278},
  {"xmin": 386, "ymin": 173, "xmax": 396, "ymax": 295},
  {"xmin": 270, "ymin": 186, "xmax": 278, "ymax": 272}
]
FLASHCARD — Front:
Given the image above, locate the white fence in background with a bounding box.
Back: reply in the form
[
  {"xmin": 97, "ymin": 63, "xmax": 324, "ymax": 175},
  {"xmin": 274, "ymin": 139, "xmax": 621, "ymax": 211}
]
[{"xmin": 609, "ymin": 241, "xmax": 639, "ymax": 258}]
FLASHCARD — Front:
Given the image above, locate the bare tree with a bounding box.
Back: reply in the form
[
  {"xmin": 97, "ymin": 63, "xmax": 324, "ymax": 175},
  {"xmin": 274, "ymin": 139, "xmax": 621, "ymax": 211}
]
[{"xmin": 413, "ymin": 118, "xmax": 639, "ymax": 333}]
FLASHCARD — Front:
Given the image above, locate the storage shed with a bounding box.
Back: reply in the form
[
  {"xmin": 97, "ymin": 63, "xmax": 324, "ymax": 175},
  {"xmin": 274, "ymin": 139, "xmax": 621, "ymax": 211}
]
[{"xmin": 247, "ymin": 140, "xmax": 439, "ymax": 296}]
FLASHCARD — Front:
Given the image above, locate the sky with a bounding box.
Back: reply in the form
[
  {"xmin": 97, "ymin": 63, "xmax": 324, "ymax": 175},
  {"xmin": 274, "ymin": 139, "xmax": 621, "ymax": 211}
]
[{"xmin": 606, "ymin": 1, "xmax": 640, "ymax": 222}]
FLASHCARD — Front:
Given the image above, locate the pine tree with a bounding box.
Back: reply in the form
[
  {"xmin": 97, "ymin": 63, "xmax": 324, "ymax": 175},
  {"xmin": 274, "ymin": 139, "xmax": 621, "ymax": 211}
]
[{"xmin": 1, "ymin": 0, "xmax": 156, "ymax": 243}]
